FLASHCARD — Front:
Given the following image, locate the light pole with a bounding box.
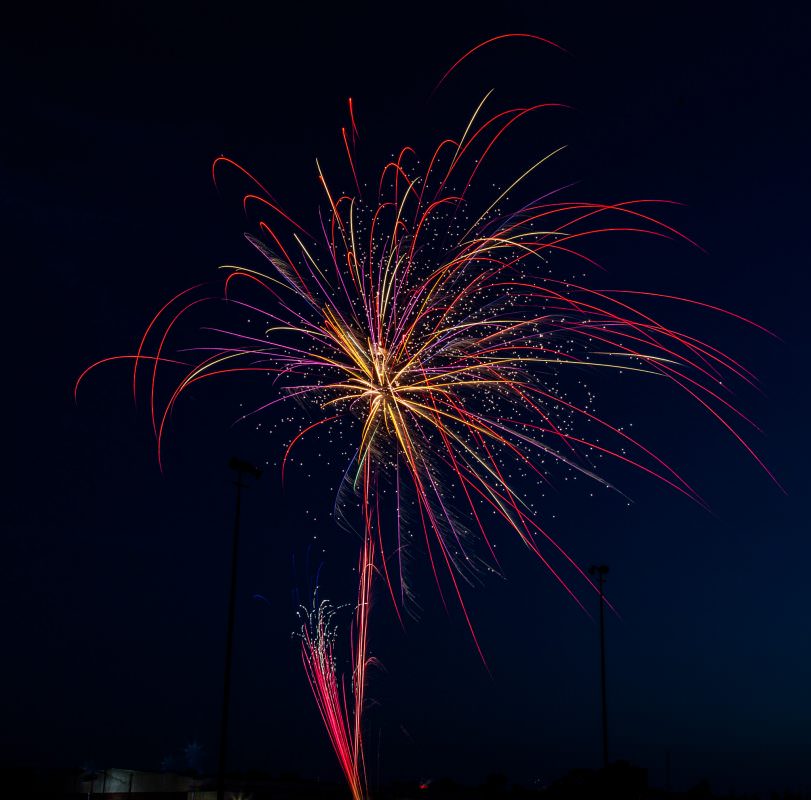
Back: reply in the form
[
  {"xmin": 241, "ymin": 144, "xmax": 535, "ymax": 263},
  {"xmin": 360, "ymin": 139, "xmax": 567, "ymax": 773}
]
[
  {"xmin": 588, "ymin": 564, "xmax": 609, "ymax": 771},
  {"xmin": 217, "ymin": 457, "xmax": 261, "ymax": 800}
]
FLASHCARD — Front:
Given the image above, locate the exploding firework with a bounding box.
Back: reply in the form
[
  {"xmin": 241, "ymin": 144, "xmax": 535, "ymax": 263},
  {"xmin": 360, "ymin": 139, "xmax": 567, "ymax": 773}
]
[
  {"xmin": 297, "ymin": 539, "xmax": 373, "ymax": 800},
  {"xmin": 77, "ymin": 35, "xmax": 777, "ymax": 797}
]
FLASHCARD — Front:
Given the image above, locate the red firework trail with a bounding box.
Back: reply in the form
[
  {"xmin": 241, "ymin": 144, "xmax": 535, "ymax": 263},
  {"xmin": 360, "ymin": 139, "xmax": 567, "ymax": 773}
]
[{"xmin": 299, "ymin": 537, "xmax": 374, "ymax": 800}]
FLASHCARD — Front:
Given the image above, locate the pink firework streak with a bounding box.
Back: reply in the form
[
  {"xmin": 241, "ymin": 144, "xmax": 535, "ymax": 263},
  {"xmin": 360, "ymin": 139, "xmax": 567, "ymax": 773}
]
[
  {"xmin": 76, "ymin": 35, "xmax": 780, "ymax": 798},
  {"xmin": 299, "ymin": 536, "xmax": 374, "ymax": 800}
]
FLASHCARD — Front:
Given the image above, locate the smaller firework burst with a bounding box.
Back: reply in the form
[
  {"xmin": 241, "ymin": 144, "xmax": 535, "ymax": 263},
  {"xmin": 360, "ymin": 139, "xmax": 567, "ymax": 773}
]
[{"xmin": 297, "ymin": 537, "xmax": 374, "ymax": 800}]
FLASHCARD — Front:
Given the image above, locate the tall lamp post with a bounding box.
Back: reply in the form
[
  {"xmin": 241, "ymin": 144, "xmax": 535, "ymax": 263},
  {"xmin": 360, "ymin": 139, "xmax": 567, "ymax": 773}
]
[
  {"xmin": 217, "ymin": 457, "xmax": 262, "ymax": 800},
  {"xmin": 588, "ymin": 564, "xmax": 609, "ymax": 771}
]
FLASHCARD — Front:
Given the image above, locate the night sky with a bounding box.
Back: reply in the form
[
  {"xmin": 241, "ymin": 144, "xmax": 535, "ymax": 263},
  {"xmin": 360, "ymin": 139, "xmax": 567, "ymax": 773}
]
[{"xmin": 3, "ymin": 2, "xmax": 810, "ymax": 795}]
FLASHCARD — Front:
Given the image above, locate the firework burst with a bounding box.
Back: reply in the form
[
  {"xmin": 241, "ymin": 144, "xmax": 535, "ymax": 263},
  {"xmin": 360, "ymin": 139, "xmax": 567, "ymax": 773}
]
[
  {"xmin": 77, "ymin": 35, "xmax": 777, "ymax": 797},
  {"xmin": 297, "ymin": 539, "xmax": 373, "ymax": 800}
]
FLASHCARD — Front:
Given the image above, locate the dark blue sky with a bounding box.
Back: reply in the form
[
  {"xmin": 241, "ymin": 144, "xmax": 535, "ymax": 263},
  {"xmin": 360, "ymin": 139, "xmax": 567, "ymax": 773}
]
[{"xmin": 2, "ymin": 2, "xmax": 809, "ymax": 794}]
